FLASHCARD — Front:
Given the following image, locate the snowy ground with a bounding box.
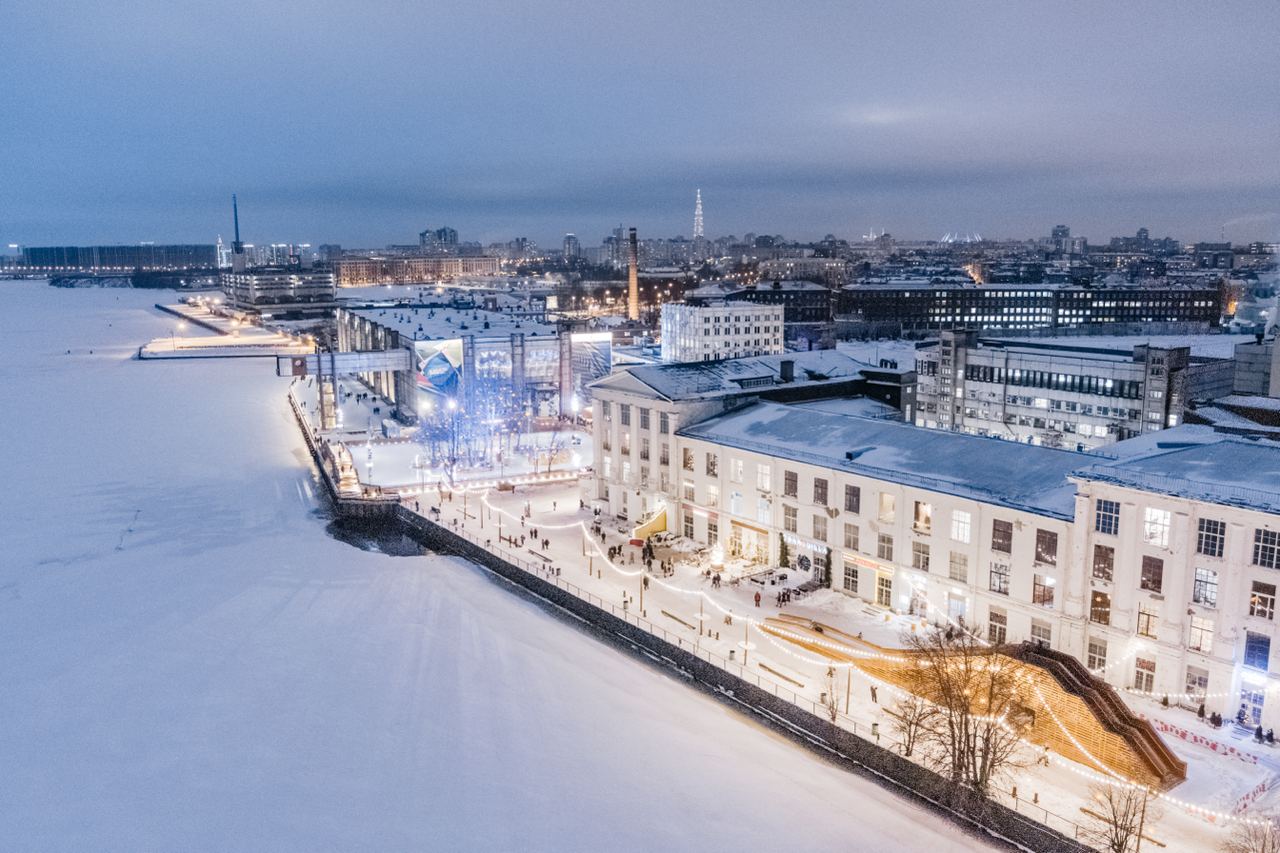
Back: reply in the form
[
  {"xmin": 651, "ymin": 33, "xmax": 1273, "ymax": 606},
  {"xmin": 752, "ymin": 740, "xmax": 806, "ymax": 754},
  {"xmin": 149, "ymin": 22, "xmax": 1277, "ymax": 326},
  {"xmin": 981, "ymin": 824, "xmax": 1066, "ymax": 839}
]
[
  {"xmin": 139, "ymin": 301, "xmax": 310, "ymax": 358},
  {"xmin": 417, "ymin": 479, "xmax": 1268, "ymax": 852},
  {"xmin": 339, "ymin": 429, "xmax": 591, "ymax": 489},
  {"xmin": 0, "ymin": 280, "xmax": 996, "ymax": 851}
]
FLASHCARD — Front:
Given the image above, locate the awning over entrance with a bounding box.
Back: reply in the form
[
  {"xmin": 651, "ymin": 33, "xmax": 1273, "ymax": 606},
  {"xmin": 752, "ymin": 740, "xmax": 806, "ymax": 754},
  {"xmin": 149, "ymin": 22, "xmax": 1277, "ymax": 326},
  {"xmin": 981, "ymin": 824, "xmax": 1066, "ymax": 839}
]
[
  {"xmin": 730, "ymin": 518, "xmax": 768, "ymax": 536},
  {"xmin": 632, "ymin": 507, "xmax": 667, "ymax": 540}
]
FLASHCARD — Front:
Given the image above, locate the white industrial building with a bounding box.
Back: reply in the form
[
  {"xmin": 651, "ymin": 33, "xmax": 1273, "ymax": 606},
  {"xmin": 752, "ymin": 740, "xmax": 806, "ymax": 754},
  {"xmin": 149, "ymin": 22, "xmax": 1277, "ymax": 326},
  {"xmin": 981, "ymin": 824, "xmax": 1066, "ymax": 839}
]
[
  {"xmin": 659, "ymin": 301, "xmax": 784, "ymax": 363},
  {"xmin": 220, "ymin": 266, "xmax": 335, "ymax": 315},
  {"xmin": 588, "ymin": 360, "xmax": 1280, "ymax": 727},
  {"xmin": 913, "ymin": 330, "xmax": 1234, "ymax": 450}
]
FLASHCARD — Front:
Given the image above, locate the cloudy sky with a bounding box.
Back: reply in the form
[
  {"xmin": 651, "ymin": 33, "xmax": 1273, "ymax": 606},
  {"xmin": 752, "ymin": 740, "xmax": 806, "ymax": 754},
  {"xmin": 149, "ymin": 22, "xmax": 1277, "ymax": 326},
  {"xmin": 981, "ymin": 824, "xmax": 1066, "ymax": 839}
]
[{"xmin": 3, "ymin": 0, "xmax": 1279, "ymax": 247}]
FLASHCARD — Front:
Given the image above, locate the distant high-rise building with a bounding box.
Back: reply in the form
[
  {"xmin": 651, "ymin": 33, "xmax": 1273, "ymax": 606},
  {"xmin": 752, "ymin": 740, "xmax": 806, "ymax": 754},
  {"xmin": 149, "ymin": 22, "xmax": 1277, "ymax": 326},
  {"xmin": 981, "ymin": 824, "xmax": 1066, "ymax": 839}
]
[
  {"xmin": 1051, "ymin": 224, "xmax": 1072, "ymax": 254},
  {"xmin": 610, "ymin": 224, "xmax": 626, "ymax": 267},
  {"xmin": 419, "ymin": 226, "xmax": 458, "ymax": 250},
  {"xmin": 563, "ymin": 233, "xmax": 580, "ymax": 260},
  {"xmin": 693, "ymin": 189, "xmax": 704, "ymax": 238}
]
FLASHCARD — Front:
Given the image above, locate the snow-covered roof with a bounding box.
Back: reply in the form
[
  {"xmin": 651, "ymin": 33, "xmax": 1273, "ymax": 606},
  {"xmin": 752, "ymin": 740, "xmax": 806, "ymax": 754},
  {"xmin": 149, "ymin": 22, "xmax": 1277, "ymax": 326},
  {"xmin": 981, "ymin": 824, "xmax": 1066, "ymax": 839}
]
[
  {"xmin": 597, "ymin": 350, "xmax": 867, "ymax": 402},
  {"xmin": 1189, "ymin": 406, "xmax": 1280, "ymax": 438},
  {"xmin": 678, "ymin": 401, "xmax": 1082, "ymax": 519},
  {"xmin": 790, "ymin": 397, "xmax": 902, "ymax": 420},
  {"xmin": 990, "ymin": 334, "xmax": 1255, "ymax": 360},
  {"xmin": 1074, "ymin": 428, "xmax": 1280, "ymax": 514},
  {"xmin": 1214, "ymin": 394, "xmax": 1280, "ymax": 413},
  {"xmin": 345, "ymin": 305, "xmax": 556, "ymax": 341},
  {"xmin": 685, "ymin": 279, "xmax": 828, "ymax": 301}
]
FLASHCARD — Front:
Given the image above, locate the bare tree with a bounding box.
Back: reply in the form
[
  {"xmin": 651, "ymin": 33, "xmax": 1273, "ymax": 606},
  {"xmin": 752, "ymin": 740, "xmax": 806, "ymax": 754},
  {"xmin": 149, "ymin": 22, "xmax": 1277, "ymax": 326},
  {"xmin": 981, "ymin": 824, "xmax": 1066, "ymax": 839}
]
[
  {"xmin": 1223, "ymin": 817, "xmax": 1280, "ymax": 853},
  {"xmin": 901, "ymin": 628, "xmax": 1032, "ymax": 796},
  {"xmin": 821, "ymin": 666, "xmax": 839, "ymax": 723},
  {"xmin": 889, "ymin": 693, "xmax": 939, "ymax": 758},
  {"xmin": 1083, "ymin": 782, "xmax": 1160, "ymax": 853}
]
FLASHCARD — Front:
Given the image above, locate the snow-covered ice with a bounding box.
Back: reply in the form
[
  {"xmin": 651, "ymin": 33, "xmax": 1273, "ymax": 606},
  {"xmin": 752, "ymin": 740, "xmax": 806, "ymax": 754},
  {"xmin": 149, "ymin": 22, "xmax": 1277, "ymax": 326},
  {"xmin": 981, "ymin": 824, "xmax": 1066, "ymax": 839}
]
[{"xmin": 0, "ymin": 281, "xmax": 996, "ymax": 852}]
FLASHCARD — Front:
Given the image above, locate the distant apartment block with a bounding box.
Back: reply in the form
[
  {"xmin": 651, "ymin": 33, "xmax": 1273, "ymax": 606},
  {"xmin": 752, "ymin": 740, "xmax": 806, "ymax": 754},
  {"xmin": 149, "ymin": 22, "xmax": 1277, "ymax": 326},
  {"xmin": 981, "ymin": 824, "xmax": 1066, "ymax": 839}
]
[
  {"xmin": 221, "ymin": 267, "xmax": 335, "ymax": 314},
  {"xmin": 838, "ymin": 282, "xmax": 1222, "ymax": 333},
  {"xmin": 20, "ymin": 244, "xmax": 217, "ymax": 272},
  {"xmin": 333, "ymin": 256, "xmax": 500, "ymax": 286}
]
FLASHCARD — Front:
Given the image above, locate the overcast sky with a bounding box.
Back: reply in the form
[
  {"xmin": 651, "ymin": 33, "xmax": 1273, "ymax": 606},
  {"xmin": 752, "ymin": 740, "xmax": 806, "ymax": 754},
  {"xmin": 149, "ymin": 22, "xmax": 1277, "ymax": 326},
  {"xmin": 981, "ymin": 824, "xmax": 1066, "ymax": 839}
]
[{"xmin": 3, "ymin": 0, "xmax": 1279, "ymax": 248}]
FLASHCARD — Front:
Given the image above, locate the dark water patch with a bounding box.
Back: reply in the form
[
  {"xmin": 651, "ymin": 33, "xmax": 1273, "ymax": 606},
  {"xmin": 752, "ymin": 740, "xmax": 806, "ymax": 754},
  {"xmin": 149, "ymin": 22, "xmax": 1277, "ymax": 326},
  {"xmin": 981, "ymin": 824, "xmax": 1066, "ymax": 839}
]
[{"xmin": 325, "ymin": 516, "xmax": 431, "ymax": 556}]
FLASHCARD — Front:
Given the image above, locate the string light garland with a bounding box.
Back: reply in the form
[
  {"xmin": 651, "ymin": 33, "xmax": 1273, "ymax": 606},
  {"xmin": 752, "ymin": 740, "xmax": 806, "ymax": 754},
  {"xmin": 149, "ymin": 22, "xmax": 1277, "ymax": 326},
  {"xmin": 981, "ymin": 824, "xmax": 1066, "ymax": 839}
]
[{"xmin": 441, "ymin": 488, "xmax": 1268, "ymax": 830}]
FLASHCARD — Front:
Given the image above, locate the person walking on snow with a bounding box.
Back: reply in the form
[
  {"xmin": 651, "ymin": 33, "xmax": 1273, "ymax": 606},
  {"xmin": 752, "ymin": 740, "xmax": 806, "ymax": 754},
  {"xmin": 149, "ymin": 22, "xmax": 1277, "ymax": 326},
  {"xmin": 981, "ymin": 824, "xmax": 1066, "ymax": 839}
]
[{"xmin": 754, "ymin": 591, "xmax": 761, "ymax": 607}]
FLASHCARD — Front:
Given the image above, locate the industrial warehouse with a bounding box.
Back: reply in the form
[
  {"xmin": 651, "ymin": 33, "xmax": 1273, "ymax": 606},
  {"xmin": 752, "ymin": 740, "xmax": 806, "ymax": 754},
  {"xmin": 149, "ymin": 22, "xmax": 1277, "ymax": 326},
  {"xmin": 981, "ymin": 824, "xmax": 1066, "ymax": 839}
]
[{"xmin": 336, "ymin": 301, "xmax": 613, "ymax": 426}]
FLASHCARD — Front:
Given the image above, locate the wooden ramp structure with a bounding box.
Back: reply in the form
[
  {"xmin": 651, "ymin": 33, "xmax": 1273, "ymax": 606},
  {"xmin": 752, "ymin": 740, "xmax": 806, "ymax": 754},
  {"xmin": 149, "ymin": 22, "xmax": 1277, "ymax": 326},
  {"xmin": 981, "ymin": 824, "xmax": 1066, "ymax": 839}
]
[{"xmin": 761, "ymin": 615, "xmax": 1186, "ymax": 790}]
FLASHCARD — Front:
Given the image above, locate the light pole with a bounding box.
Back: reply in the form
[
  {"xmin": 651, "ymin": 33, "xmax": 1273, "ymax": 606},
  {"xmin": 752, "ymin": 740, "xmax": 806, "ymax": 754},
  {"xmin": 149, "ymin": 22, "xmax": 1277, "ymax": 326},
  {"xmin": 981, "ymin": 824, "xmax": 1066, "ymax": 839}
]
[
  {"xmin": 1135, "ymin": 787, "xmax": 1149, "ymax": 853},
  {"xmin": 447, "ymin": 397, "xmax": 460, "ymax": 467}
]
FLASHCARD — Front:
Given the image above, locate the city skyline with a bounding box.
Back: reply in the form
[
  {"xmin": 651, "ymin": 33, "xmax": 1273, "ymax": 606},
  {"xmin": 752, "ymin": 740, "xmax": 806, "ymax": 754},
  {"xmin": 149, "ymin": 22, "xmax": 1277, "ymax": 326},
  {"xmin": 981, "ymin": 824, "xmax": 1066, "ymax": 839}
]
[{"xmin": 4, "ymin": 1, "xmax": 1279, "ymax": 247}]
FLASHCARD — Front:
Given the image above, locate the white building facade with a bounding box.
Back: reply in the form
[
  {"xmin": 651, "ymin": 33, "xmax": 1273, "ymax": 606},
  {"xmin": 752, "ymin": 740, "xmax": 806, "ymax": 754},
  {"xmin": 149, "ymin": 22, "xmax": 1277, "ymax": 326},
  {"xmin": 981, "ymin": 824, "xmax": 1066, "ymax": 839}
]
[
  {"xmin": 1071, "ymin": 444, "xmax": 1280, "ymax": 727},
  {"xmin": 659, "ymin": 301, "xmax": 784, "ymax": 363},
  {"xmin": 913, "ymin": 330, "xmax": 1233, "ymax": 451},
  {"xmin": 589, "ymin": 379, "xmax": 1280, "ymax": 728}
]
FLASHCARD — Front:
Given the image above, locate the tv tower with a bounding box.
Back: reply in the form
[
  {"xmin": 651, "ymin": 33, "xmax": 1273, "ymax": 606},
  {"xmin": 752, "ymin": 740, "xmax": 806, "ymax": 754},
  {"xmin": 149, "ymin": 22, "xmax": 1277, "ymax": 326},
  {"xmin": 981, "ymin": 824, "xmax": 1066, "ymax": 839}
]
[
  {"xmin": 693, "ymin": 189, "xmax": 704, "ymax": 238},
  {"xmin": 230, "ymin": 194, "xmax": 247, "ymax": 272}
]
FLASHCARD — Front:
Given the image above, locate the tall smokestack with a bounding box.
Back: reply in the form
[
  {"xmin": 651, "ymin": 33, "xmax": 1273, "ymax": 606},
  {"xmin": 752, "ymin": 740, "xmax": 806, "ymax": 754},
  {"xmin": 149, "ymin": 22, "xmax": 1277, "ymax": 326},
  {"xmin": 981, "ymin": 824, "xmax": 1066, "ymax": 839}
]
[{"xmin": 627, "ymin": 227, "xmax": 639, "ymax": 321}]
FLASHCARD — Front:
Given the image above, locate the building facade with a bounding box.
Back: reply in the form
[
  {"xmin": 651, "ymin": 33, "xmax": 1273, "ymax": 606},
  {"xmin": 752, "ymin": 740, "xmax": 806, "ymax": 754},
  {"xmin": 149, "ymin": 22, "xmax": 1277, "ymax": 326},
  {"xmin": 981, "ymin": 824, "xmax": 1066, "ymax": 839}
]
[
  {"xmin": 337, "ymin": 304, "xmax": 613, "ymax": 424},
  {"xmin": 913, "ymin": 331, "xmax": 1232, "ymax": 450},
  {"xmin": 587, "ymin": 385, "xmax": 1280, "ymax": 729},
  {"xmin": 838, "ymin": 282, "xmax": 1222, "ymax": 333},
  {"xmin": 21, "ymin": 244, "xmax": 217, "ymax": 272},
  {"xmin": 333, "ymin": 256, "xmax": 500, "ymax": 286},
  {"xmin": 659, "ymin": 301, "xmax": 784, "ymax": 363},
  {"xmin": 220, "ymin": 267, "xmax": 335, "ymax": 313},
  {"xmin": 1232, "ymin": 337, "xmax": 1280, "ymax": 396},
  {"xmin": 1071, "ymin": 441, "xmax": 1280, "ymax": 726},
  {"xmin": 685, "ymin": 279, "xmax": 833, "ymax": 333},
  {"xmin": 587, "ymin": 352, "xmax": 886, "ymax": 526}
]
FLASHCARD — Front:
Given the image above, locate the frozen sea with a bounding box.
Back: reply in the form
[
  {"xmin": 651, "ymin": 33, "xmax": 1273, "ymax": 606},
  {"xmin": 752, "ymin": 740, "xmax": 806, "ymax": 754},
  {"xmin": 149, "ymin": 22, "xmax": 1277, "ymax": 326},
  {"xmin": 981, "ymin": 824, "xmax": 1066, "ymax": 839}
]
[{"xmin": 0, "ymin": 281, "xmax": 995, "ymax": 852}]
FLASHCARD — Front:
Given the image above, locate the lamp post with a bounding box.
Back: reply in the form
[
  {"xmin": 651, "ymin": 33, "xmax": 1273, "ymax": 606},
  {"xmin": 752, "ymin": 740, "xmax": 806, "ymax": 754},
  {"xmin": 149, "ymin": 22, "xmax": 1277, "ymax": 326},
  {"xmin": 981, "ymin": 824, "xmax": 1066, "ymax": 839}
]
[
  {"xmin": 1135, "ymin": 787, "xmax": 1149, "ymax": 853},
  {"xmin": 447, "ymin": 397, "xmax": 459, "ymax": 471}
]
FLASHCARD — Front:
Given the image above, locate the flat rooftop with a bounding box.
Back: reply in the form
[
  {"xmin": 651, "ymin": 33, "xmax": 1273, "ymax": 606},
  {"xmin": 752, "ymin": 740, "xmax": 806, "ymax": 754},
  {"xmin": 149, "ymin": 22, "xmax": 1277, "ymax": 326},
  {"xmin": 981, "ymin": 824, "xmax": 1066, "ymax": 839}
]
[
  {"xmin": 1075, "ymin": 429, "xmax": 1280, "ymax": 514},
  {"xmin": 345, "ymin": 304, "xmax": 557, "ymax": 341},
  {"xmin": 678, "ymin": 400, "xmax": 1082, "ymax": 519},
  {"xmin": 989, "ymin": 334, "xmax": 1255, "ymax": 360},
  {"xmin": 594, "ymin": 350, "xmax": 867, "ymax": 402}
]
